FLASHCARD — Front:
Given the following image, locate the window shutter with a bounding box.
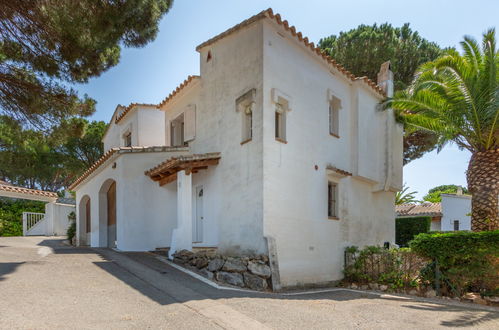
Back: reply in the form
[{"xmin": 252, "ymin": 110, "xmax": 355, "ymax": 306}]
[{"xmin": 184, "ymin": 105, "xmax": 196, "ymax": 142}]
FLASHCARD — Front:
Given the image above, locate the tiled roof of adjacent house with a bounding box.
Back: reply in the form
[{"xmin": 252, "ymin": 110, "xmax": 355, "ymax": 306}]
[
  {"xmin": 196, "ymin": 8, "xmax": 385, "ymax": 97},
  {"xmin": 158, "ymin": 75, "xmax": 200, "ymax": 108},
  {"xmin": 68, "ymin": 146, "xmax": 189, "ymax": 190},
  {"xmin": 0, "ymin": 182, "xmax": 58, "ymax": 199},
  {"xmin": 396, "ymin": 203, "xmax": 442, "ymax": 217}
]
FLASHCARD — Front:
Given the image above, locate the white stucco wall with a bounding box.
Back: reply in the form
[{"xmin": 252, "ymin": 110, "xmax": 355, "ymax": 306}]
[
  {"xmin": 45, "ymin": 203, "xmax": 75, "ymax": 236},
  {"xmin": 441, "ymin": 194, "xmax": 471, "ymax": 231},
  {"xmin": 75, "ymin": 149, "xmax": 189, "ymax": 251},
  {"xmin": 181, "ymin": 21, "xmax": 266, "ymax": 254},
  {"xmin": 260, "ymin": 20, "xmax": 400, "ymax": 287},
  {"xmin": 103, "ymin": 106, "xmax": 165, "ymax": 152}
]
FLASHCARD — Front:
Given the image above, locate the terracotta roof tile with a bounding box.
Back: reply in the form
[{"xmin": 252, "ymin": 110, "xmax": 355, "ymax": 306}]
[
  {"xmin": 396, "ymin": 203, "xmax": 442, "ymax": 217},
  {"xmin": 0, "ymin": 183, "xmax": 58, "ymax": 199},
  {"xmin": 326, "ymin": 165, "xmax": 352, "ymax": 177},
  {"xmin": 158, "ymin": 75, "xmax": 200, "ymax": 108},
  {"xmin": 69, "ymin": 146, "xmax": 189, "ymax": 190},
  {"xmin": 145, "ymin": 152, "xmax": 221, "ymax": 178},
  {"xmin": 196, "ymin": 8, "xmax": 385, "ymax": 97}
]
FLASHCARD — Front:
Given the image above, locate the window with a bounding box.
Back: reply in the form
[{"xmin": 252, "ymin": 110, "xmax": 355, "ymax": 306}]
[
  {"xmin": 275, "ymin": 102, "xmax": 287, "ymax": 142},
  {"xmin": 242, "ymin": 104, "xmax": 253, "ymax": 142},
  {"xmin": 123, "ymin": 132, "xmax": 132, "ymax": 147},
  {"xmin": 271, "ymin": 89, "xmax": 291, "ymax": 143},
  {"xmin": 453, "ymin": 220, "xmax": 460, "ymax": 231},
  {"xmin": 170, "ymin": 114, "xmax": 186, "ymax": 147},
  {"xmin": 236, "ymin": 89, "xmax": 256, "ymax": 144},
  {"xmin": 329, "ymin": 95, "xmax": 341, "ymax": 137},
  {"xmin": 328, "ymin": 182, "xmax": 338, "ymax": 219}
]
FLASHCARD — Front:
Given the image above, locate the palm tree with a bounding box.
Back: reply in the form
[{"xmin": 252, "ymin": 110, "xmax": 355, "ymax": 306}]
[
  {"xmin": 395, "ymin": 184, "xmax": 419, "ymax": 205},
  {"xmin": 386, "ymin": 29, "xmax": 498, "ymax": 231}
]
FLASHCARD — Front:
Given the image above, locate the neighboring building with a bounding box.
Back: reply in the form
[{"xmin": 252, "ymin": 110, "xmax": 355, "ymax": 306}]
[
  {"xmin": 0, "ymin": 181, "xmax": 75, "ymax": 236},
  {"xmin": 396, "ymin": 193, "xmax": 472, "ymax": 231},
  {"xmin": 70, "ymin": 9, "xmax": 403, "ymax": 289}
]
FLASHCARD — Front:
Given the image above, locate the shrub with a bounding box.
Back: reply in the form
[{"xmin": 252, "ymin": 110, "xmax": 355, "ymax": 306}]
[
  {"xmin": 66, "ymin": 221, "xmax": 76, "ymax": 243},
  {"xmin": 395, "ymin": 216, "xmax": 431, "ymax": 247},
  {"xmin": 410, "ymin": 231, "xmax": 499, "ymax": 296},
  {"xmin": 344, "ymin": 245, "xmax": 428, "ymax": 289}
]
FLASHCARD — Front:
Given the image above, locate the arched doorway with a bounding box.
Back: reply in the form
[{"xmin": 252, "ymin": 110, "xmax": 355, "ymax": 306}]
[
  {"xmin": 98, "ymin": 179, "xmax": 117, "ymax": 248},
  {"xmin": 78, "ymin": 195, "xmax": 91, "ymax": 246}
]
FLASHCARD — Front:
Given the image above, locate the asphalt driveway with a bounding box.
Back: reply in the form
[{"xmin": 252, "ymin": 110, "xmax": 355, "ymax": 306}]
[{"xmin": 0, "ymin": 236, "xmax": 497, "ymax": 329}]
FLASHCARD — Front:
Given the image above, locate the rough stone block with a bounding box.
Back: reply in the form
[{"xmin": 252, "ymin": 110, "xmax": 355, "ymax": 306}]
[
  {"xmin": 216, "ymin": 271, "xmax": 244, "ymax": 287},
  {"xmin": 195, "ymin": 259, "xmax": 209, "ymax": 269},
  {"xmin": 247, "ymin": 261, "xmax": 271, "ymax": 278},
  {"xmin": 243, "ymin": 272, "xmax": 268, "ymax": 291},
  {"xmin": 207, "ymin": 258, "xmax": 224, "ymax": 272},
  {"xmin": 222, "ymin": 258, "xmax": 247, "ymax": 273}
]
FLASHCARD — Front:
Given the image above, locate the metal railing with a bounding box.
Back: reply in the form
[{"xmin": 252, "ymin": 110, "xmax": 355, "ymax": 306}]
[{"xmin": 22, "ymin": 212, "xmax": 45, "ymax": 235}]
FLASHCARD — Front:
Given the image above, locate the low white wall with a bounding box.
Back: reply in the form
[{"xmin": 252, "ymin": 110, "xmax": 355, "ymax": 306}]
[{"xmin": 45, "ymin": 203, "xmax": 75, "ymax": 236}]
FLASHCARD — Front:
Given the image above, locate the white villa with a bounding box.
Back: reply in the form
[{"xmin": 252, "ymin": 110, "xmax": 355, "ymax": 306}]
[{"xmin": 70, "ymin": 9, "xmax": 403, "ymax": 289}]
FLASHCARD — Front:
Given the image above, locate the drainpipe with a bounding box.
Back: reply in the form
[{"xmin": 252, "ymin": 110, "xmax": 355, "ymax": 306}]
[{"xmin": 377, "ymin": 61, "xmax": 394, "ymax": 191}]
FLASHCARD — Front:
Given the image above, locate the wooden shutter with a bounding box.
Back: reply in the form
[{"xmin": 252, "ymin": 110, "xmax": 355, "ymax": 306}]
[{"xmin": 184, "ymin": 105, "xmax": 196, "ymax": 142}]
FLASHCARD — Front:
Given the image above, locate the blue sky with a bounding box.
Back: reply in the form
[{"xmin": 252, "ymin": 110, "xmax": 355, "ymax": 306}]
[{"xmin": 76, "ymin": 0, "xmax": 497, "ymax": 199}]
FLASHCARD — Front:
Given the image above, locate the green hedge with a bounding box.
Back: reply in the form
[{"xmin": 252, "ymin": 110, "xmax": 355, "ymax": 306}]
[
  {"xmin": 410, "ymin": 231, "xmax": 499, "ymax": 295},
  {"xmin": 395, "ymin": 216, "xmax": 431, "ymax": 247},
  {"xmin": 0, "ymin": 198, "xmax": 46, "ymax": 236}
]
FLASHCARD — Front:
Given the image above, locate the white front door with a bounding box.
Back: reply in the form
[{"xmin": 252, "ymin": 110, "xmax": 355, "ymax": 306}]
[{"xmin": 193, "ymin": 186, "xmax": 204, "ymax": 243}]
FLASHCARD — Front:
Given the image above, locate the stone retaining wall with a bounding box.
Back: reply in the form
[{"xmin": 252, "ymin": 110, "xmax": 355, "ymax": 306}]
[{"xmin": 172, "ymin": 250, "xmax": 272, "ymax": 291}]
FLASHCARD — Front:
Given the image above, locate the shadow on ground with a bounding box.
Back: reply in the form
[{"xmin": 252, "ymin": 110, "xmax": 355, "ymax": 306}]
[
  {"xmin": 29, "ymin": 238, "xmax": 499, "ymax": 328},
  {"xmin": 0, "ymin": 262, "xmax": 25, "ymax": 281}
]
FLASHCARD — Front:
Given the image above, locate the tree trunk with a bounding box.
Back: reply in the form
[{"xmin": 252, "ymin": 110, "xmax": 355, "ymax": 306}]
[{"xmin": 467, "ymin": 149, "xmax": 499, "ymax": 231}]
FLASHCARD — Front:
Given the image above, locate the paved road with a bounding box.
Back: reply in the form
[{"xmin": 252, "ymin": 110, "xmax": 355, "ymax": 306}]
[{"xmin": 0, "ymin": 236, "xmax": 498, "ymax": 330}]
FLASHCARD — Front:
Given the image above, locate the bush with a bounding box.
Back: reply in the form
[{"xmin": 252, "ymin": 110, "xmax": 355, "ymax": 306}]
[
  {"xmin": 66, "ymin": 211, "xmax": 76, "ymax": 242},
  {"xmin": 344, "ymin": 245, "xmax": 428, "ymax": 289},
  {"xmin": 66, "ymin": 221, "xmax": 76, "ymax": 243},
  {"xmin": 396, "ymin": 216, "xmax": 431, "ymax": 247},
  {"xmin": 410, "ymin": 231, "xmax": 499, "ymax": 296}
]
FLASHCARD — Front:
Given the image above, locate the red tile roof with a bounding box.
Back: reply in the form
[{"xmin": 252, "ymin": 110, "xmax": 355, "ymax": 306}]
[
  {"xmin": 145, "ymin": 152, "xmax": 221, "ymax": 178},
  {"xmin": 68, "ymin": 146, "xmax": 189, "ymax": 190},
  {"xmin": 0, "ymin": 182, "xmax": 58, "ymax": 199},
  {"xmin": 158, "ymin": 75, "xmax": 200, "ymax": 108},
  {"xmin": 396, "ymin": 203, "xmax": 442, "ymax": 217},
  {"xmin": 196, "ymin": 8, "xmax": 385, "ymax": 97}
]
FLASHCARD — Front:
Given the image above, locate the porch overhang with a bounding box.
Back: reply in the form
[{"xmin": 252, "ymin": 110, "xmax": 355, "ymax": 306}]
[{"xmin": 145, "ymin": 152, "xmax": 221, "ymax": 186}]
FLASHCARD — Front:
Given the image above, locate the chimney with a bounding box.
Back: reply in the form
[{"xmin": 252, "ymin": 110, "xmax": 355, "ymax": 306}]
[
  {"xmin": 377, "ymin": 61, "xmax": 394, "ymax": 97},
  {"xmin": 456, "ymin": 186, "xmax": 463, "ymax": 195}
]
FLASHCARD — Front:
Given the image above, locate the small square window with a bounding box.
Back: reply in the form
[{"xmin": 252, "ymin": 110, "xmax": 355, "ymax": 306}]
[{"xmin": 328, "ymin": 182, "xmax": 338, "ymax": 219}]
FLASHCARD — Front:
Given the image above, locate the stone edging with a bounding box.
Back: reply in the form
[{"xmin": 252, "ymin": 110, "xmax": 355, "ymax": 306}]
[{"xmin": 171, "ymin": 250, "xmax": 272, "ymax": 291}]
